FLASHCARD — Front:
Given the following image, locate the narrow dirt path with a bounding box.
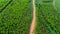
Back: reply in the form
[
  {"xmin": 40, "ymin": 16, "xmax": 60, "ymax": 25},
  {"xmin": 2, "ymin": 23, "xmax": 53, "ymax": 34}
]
[{"xmin": 29, "ymin": 0, "xmax": 36, "ymax": 34}]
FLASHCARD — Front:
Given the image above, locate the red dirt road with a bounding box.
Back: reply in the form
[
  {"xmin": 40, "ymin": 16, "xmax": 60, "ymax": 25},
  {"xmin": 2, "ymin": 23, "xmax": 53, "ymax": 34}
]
[{"xmin": 29, "ymin": 0, "xmax": 36, "ymax": 34}]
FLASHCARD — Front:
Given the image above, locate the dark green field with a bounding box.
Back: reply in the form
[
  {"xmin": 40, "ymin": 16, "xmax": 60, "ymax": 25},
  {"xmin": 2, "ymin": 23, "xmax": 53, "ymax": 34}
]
[{"xmin": 0, "ymin": 0, "xmax": 33, "ymax": 34}]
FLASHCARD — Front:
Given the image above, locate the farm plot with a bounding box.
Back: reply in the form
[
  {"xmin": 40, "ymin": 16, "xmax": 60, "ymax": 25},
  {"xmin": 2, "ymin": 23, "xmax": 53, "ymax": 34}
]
[
  {"xmin": 35, "ymin": 0, "xmax": 60, "ymax": 34},
  {"xmin": 0, "ymin": 0, "xmax": 33, "ymax": 34}
]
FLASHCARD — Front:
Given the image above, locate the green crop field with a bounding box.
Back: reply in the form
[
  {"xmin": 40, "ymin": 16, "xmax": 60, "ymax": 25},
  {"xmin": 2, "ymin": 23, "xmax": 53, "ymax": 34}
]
[
  {"xmin": 35, "ymin": 0, "xmax": 60, "ymax": 34},
  {"xmin": 0, "ymin": 0, "xmax": 33, "ymax": 34}
]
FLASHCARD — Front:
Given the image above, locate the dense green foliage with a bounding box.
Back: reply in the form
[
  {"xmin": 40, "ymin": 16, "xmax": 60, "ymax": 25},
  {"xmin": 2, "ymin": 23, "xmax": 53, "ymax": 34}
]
[
  {"xmin": 0, "ymin": 0, "xmax": 33, "ymax": 34},
  {"xmin": 35, "ymin": 0, "xmax": 60, "ymax": 34}
]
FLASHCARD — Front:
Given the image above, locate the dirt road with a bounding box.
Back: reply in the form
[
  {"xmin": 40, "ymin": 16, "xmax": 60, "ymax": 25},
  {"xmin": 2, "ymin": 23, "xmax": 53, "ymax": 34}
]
[{"xmin": 29, "ymin": 0, "xmax": 36, "ymax": 34}]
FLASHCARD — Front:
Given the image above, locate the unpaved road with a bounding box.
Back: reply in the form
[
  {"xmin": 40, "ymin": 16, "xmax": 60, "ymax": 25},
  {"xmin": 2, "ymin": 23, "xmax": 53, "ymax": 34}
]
[{"xmin": 29, "ymin": 0, "xmax": 36, "ymax": 34}]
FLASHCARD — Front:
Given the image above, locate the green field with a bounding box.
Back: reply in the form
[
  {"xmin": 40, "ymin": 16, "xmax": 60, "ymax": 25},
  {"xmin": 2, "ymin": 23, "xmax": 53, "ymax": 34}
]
[
  {"xmin": 0, "ymin": 0, "xmax": 33, "ymax": 34},
  {"xmin": 35, "ymin": 0, "xmax": 60, "ymax": 34}
]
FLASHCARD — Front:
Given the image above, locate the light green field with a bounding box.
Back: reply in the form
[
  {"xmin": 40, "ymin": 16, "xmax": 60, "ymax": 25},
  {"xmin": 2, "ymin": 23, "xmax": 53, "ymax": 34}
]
[{"xmin": 35, "ymin": 0, "xmax": 60, "ymax": 34}]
